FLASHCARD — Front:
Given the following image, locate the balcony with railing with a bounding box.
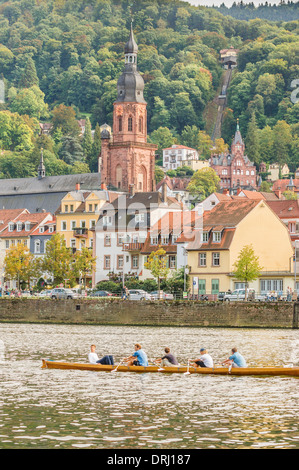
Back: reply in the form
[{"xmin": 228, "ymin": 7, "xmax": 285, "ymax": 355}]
[
  {"xmin": 122, "ymin": 242, "xmax": 144, "ymax": 252},
  {"xmin": 73, "ymin": 227, "xmax": 88, "ymax": 238}
]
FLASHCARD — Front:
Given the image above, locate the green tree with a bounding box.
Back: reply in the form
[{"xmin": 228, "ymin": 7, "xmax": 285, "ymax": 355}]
[
  {"xmin": 0, "ymin": 110, "xmax": 34, "ymax": 151},
  {"xmin": 272, "ymin": 120, "xmax": 292, "ymax": 166},
  {"xmin": 51, "ymin": 104, "xmax": 80, "ymax": 137},
  {"xmin": 187, "ymin": 167, "xmax": 220, "ymax": 201},
  {"xmin": 149, "ymin": 127, "xmax": 176, "ymax": 160},
  {"xmin": 4, "ymin": 244, "xmax": 40, "ymax": 289},
  {"xmin": 82, "ymin": 116, "xmax": 93, "ymax": 164},
  {"xmin": 10, "ymin": 85, "xmax": 49, "ymax": 120},
  {"xmin": 245, "ymin": 113, "xmax": 260, "ymax": 164},
  {"xmin": 42, "ymin": 233, "xmax": 74, "ymax": 286},
  {"xmin": 89, "ymin": 123, "xmax": 101, "ymax": 172},
  {"xmin": 144, "ymin": 247, "xmax": 169, "ymax": 296},
  {"xmin": 58, "ymin": 135, "xmax": 84, "ymax": 165},
  {"xmin": 74, "ymin": 247, "xmax": 96, "ymax": 291},
  {"xmin": 232, "ymin": 245, "xmax": 263, "ymax": 300},
  {"xmin": 155, "ymin": 166, "xmax": 165, "ymax": 183},
  {"xmin": 18, "ymin": 57, "xmax": 39, "ymax": 88}
]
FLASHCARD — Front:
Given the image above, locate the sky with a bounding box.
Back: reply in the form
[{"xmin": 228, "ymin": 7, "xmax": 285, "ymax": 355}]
[{"xmin": 188, "ymin": 0, "xmax": 284, "ymax": 7}]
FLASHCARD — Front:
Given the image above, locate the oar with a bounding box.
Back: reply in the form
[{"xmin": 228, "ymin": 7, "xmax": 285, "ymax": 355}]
[
  {"xmin": 111, "ymin": 358, "xmax": 126, "ymax": 373},
  {"xmin": 150, "ymin": 358, "xmax": 164, "ymax": 371},
  {"xmin": 184, "ymin": 359, "xmax": 191, "ymax": 375}
]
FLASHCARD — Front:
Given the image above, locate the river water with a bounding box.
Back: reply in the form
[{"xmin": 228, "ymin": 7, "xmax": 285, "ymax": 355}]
[{"xmin": 0, "ymin": 323, "xmax": 298, "ymax": 449}]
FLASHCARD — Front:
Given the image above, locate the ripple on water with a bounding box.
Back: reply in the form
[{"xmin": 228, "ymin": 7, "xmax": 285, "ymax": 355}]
[{"xmin": 0, "ymin": 323, "xmax": 298, "ymax": 449}]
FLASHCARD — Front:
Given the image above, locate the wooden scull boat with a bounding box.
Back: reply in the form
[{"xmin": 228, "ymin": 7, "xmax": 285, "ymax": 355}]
[{"xmin": 41, "ymin": 360, "xmax": 299, "ymax": 377}]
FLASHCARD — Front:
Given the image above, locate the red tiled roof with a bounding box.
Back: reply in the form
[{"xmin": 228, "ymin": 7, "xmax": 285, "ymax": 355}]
[
  {"xmin": 187, "ymin": 199, "xmax": 261, "ymax": 251},
  {"xmin": 266, "ymin": 200, "xmax": 299, "ymax": 219},
  {"xmin": 272, "ymin": 179, "xmax": 299, "ymax": 192},
  {"xmin": 0, "ymin": 209, "xmax": 28, "ymax": 232},
  {"xmin": 1, "ymin": 212, "xmax": 53, "ymax": 237},
  {"xmin": 163, "ymin": 145, "xmax": 197, "ymax": 151}
]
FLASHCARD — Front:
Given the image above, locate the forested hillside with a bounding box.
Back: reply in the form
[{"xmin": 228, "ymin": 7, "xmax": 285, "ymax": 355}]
[
  {"xmin": 0, "ymin": 0, "xmax": 298, "ymax": 180},
  {"xmin": 215, "ymin": 1, "xmax": 299, "ymax": 22}
]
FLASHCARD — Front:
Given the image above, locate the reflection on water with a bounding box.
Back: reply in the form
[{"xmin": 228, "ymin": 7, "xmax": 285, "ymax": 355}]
[{"xmin": 0, "ymin": 323, "xmax": 298, "ymax": 449}]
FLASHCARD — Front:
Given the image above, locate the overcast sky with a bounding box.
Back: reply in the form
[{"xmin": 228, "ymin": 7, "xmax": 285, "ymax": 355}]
[{"xmin": 188, "ymin": 0, "xmax": 283, "ymax": 7}]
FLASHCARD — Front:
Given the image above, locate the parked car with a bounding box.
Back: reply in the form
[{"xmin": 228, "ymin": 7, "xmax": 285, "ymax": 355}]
[
  {"xmin": 128, "ymin": 289, "xmax": 152, "ymax": 301},
  {"xmin": 38, "ymin": 290, "xmax": 52, "ymax": 297},
  {"xmin": 90, "ymin": 290, "xmax": 113, "ymax": 297},
  {"xmin": 217, "ymin": 291, "xmax": 227, "ymax": 301},
  {"xmin": 21, "ymin": 290, "xmax": 32, "ymax": 297},
  {"xmin": 150, "ymin": 291, "xmax": 174, "ymax": 300},
  {"xmin": 223, "ymin": 289, "xmax": 266, "ymax": 302},
  {"xmin": 51, "ymin": 288, "xmax": 81, "ymax": 299}
]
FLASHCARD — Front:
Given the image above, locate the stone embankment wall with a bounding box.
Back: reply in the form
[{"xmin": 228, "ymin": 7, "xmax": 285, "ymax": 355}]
[{"xmin": 0, "ymin": 298, "xmax": 298, "ymax": 329}]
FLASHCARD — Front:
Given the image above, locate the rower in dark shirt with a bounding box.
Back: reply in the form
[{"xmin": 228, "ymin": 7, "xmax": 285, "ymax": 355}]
[{"xmin": 155, "ymin": 347, "xmax": 179, "ymax": 367}]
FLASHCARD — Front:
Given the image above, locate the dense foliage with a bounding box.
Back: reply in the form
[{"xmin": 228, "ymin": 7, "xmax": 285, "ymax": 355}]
[
  {"xmin": 215, "ymin": 1, "xmax": 299, "ymax": 22},
  {"xmin": 0, "ymin": 0, "xmax": 298, "ymax": 179}
]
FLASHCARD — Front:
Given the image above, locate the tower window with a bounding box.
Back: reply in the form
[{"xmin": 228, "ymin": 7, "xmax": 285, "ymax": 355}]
[
  {"xmin": 139, "ymin": 117, "xmax": 143, "ymax": 133},
  {"xmin": 119, "ymin": 116, "xmax": 122, "ymax": 132},
  {"xmin": 128, "ymin": 117, "xmax": 133, "ymax": 132}
]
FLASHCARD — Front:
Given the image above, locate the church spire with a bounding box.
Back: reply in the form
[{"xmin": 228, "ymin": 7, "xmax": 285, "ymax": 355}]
[
  {"xmin": 115, "ymin": 23, "xmax": 146, "ymax": 104},
  {"xmin": 233, "ymin": 118, "xmax": 243, "ymax": 146}
]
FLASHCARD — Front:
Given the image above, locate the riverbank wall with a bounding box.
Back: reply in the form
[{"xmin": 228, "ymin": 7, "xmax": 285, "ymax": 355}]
[{"xmin": 0, "ymin": 298, "xmax": 298, "ymax": 328}]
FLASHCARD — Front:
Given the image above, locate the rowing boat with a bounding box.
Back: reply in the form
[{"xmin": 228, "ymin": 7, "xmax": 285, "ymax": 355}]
[{"xmin": 41, "ymin": 360, "xmax": 299, "ymax": 377}]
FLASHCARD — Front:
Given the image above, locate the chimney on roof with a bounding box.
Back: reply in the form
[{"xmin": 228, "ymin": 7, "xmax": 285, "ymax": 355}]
[
  {"xmin": 274, "ymin": 189, "xmax": 282, "ymax": 199},
  {"xmin": 236, "ymin": 187, "xmax": 242, "ymax": 195},
  {"xmin": 101, "ymin": 182, "xmax": 107, "ymax": 190},
  {"xmin": 162, "ymin": 181, "xmax": 167, "ymax": 202},
  {"xmin": 223, "ymin": 188, "xmax": 229, "ymax": 195},
  {"xmin": 76, "ymin": 182, "xmax": 80, "ymax": 191},
  {"xmin": 129, "ymin": 184, "xmax": 135, "ymax": 196}
]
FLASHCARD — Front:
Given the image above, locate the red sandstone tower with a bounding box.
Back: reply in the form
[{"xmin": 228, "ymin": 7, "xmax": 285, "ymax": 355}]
[{"xmin": 100, "ymin": 24, "xmax": 157, "ymax": 192}]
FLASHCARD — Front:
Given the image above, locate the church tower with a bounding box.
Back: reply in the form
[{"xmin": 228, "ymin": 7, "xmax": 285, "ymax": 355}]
[{"xmin": 100, "ymin": 24, "xmax": 157, "ymax": 192}]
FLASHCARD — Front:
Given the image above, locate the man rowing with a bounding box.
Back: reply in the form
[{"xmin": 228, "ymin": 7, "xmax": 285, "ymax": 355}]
[
  {"xmin": 124, "ymin": 343, "xmax": 149, "ymax": 367},
  {"xmin": 88, "ymin": 344, "xmax": 114, "ymax": 365},
  {"xmin": 155, "ymin": 347, "xmax": 179, "ymax": 367},
  {"xmin": 190, "ymin": 348, "xmax": 214, "ymax": 368},
  {"xmin": 222, "ymin": 347, "xmax": 247, "ymax": 368}
]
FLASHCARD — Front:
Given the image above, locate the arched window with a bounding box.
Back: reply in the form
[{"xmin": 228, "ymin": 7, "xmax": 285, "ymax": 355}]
[
  {"xmin": 118, "ymin": 116, "xmax": 122, "ymax": 132},
  {"xmin": 128, "ymin": 117, "xmax": 133, "ymax": 132},
  {"xmin": 34, "ymin": 239, "xmax": 41, "ymax": 254}
]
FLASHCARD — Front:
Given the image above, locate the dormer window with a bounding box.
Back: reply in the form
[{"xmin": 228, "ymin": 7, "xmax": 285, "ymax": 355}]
[
  {"xmin": 25, "ymin": 222, "xmax": 31, "ymax": 231},
  {"xmin": 213, "ymin": 231, "xmax": 222, "ymax": 243},
  {"xmin": 150, "ymin": 236, "xmax": 158, "ymax": 245},
  {"xmin": 64, "ymin": 205, "xmax": 68, "ymax": 213},
  {"xmin": 17, "ymin": 223, "xmax": 22, "ymax": 232},
  {"xmin": 49, "ymin": 227, "xmax": 54, "ymax": 233},
  {"xmin": 39, "ymin": 227, "xmax": 44, "ymax": 233},
  {"xmin": 161, "ymin": 235, "xmax": 169, "ymax": 245},
  {"xmin": 201, "ymin": 232, "xmax": 209, "ymax": 243},
  {"xmin": 8, "ymin": 223, "xmax": 14, "ymax": 232}
]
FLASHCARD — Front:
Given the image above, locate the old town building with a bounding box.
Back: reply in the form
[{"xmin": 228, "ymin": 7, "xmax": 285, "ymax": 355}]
[{"xmin": 210, "ymin": 122, "xmax": 257, "ymax": 192}]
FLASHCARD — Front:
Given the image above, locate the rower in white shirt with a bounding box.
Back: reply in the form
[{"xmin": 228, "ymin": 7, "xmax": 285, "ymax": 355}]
[{"xmin": 88, "ymin": 344, "xmax": 114, "ymax": 365}]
